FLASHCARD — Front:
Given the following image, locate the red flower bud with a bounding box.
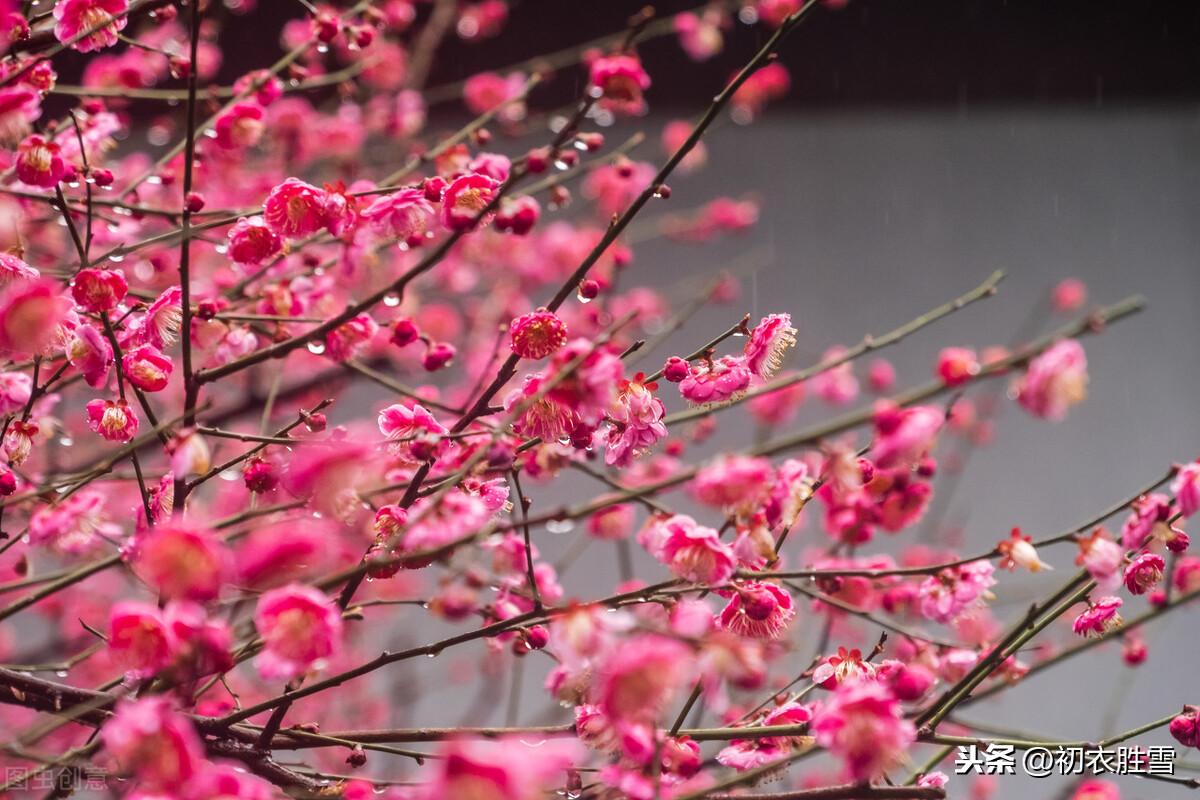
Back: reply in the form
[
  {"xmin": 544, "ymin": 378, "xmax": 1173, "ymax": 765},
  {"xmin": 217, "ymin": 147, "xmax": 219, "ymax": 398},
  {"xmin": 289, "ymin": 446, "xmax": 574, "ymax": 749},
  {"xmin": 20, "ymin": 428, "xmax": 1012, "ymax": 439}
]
[
  {"xmin": 577, "ymin": 132, "xmax": 605, "ymax": 151},
  {"xmin": 0, "ymin": 465, "xmax": 16, "ymax": 496},
  {"xmin": 422, "ymin": 176, "xmax": 447, "ymax": 202},
  {"xmin": 1169, "ymin": 710, "xmax": 1198, "ymax": 748},
  {"xmin": 662, "ymin": 356, "xmax": 690, "ymax": 383},
  {"xmin": 526, "ymin": 147, "xmax": 551, "ymax": 173},
  {"xmin": 313, "ymin": 11, "xmax": 340, "ymax": 42},
  {"xmin": 525, "ymin": 625, "xmax": 549, "ymax": 650},
  {"xmin": 422, "ymin": 342, "xmax": 455, "ymax": 371},
  {"xmin": 243, "ymin": 458, "xmax": 278, "ymax": 493},
  {"xmin": 390, "ymin": 317, "xmax": 420, "ymax": 348}
]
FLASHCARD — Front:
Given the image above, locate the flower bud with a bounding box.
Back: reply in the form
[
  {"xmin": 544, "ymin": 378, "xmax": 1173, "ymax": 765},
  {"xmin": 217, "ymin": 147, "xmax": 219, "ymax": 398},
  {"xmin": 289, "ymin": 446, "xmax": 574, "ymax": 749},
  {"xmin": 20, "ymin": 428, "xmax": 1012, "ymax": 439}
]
[
  {"xmin": 390, "ymin": 317, "xmax": 420, "ymax": 348},
  {"xmin": 935, "ymin": 346, "xmax": 979, "ymax": 386},
  {"xmin": 422, "ymin": 176, "xmax": 447, "ymax": 202},
  {"xmin": 1169, "ymin": 709, "xmax": 1198, "ymax": 748},
  {"xmin": 663, "ymin": 356, "xmax": 689, "ymax": 383},
  {"xmin": 577, "ymin": 132, "xmax": 605, "ymax": 151},
  {"xmin": 0, "ymin": 465, "xmax": 16, "ymax": 496},
  {"xmin": 1121, "ymin": 636, "xmax": 1148, "ymax": 666},
  {"xmin": 243, "ymin": 458, "xmax": 278, "ymax": 493},
  {"xmin": 422, "ymin": 342, "xmax": 455, "ymax": 371},
  {"xmin": 526, "ymin": 146, "xmax": 551, "ymax": 173},
  {"xmin": 313, "ymin": 11, "xmax": 340, "ymax": 42},
  {"xmin": 525, "ymin": 624, "xmax": 549, "ymax": 650},
  {"xmin": 888, "ymin": 663, "xmax": 935, "ymax": 701},
  {"xmin": 352, "ymin": 24, "xmax": 375, "ymax": 48}
]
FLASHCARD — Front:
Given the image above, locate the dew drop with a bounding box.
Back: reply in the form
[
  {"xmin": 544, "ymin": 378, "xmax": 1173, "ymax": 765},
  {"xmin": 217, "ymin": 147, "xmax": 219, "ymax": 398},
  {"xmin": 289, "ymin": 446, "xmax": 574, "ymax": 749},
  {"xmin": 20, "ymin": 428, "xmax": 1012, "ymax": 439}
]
[
  {"xmin": 307, "ymin": 340, "xmax": 326, "ymax": 355},
  {"xmin": 575, "ymin": 289, "xmax": 592, "ymax": 304},
  {"xmin": 383, "ymin": 294, "xmax": 401, "ymax": 307},
  {"xmin": 546, "ymin": 519, "xmax": 575, "ymax": 535}
]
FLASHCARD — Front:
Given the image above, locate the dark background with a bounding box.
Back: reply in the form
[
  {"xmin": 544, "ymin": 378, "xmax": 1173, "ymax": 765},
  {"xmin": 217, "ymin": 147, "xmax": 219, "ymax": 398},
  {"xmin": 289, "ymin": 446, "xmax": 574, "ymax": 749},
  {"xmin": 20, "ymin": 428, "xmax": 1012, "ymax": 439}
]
[{"xmin": 217, "ymin": 0, "xmax": 1200, "ymax": 108}]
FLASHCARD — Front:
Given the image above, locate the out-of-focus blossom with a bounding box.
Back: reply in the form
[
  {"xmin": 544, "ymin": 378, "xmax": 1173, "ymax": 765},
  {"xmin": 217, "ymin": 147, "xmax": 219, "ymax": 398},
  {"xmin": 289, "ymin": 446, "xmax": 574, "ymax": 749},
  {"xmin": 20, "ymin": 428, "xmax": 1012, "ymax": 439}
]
[
  {"xmin": 54, "ymin": 0, "xmax": 129, "ymax": 52},
  {"xmin": 362, "ymin": 187, "xmax": 434, "ymax": 240},
  {"xmin": 1014, "ymin": 339, "xmax": 1088, "ymax": 421},
  {"xmin": 132, "ymin": 521, "xmax": 230, "ymax": 602},
  {"xmin": 101, "ymin": 697, "xmax": 204, "ymax": 790},
  {"xmin": 589, "ymin": 54, "xmax": 651, "ymax": 115},
  {"xmin": 812, "ymin": 680, "xmax": 915, "ymax": 780},
  {"xmin": 254, "ymin": 583, "xmax": 344, "ymax": 680}
]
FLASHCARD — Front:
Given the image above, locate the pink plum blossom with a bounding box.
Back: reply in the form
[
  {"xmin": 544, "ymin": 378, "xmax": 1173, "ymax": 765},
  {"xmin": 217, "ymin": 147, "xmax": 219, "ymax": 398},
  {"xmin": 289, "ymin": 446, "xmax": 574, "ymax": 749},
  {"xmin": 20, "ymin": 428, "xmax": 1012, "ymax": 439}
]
[
  {"xmin": 812, "ymin": 680, "xmax": 915, "ymax": 780},
  {"xmin": 659, "ymin": 514, "xmax": 737, "ymax": 584},
  {"xmin": 254, "ymin": 583, "xmax": 344, "ymax": 680},
  {"xmin": 1014, "ymin": 338, "xmax": 1088, "ymax": 420}
]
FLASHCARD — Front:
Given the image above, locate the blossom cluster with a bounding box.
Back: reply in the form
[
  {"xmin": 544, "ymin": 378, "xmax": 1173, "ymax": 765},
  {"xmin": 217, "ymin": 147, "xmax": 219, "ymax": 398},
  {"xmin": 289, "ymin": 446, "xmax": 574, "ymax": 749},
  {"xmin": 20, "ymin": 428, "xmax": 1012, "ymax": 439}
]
[{"xmin": 0, "ymin": 2, "xmax": 1187, "ymax": 800}]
